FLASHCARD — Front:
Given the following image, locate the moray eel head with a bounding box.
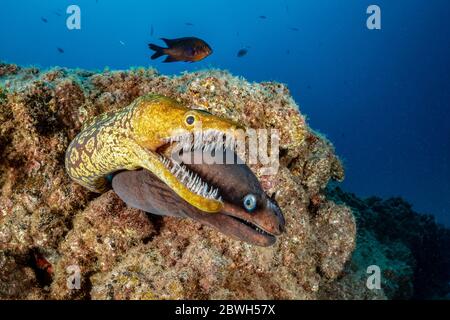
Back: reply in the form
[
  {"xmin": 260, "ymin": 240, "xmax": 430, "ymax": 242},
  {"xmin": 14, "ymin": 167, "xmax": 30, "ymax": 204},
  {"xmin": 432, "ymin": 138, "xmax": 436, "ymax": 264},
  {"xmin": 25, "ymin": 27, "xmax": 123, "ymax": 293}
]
[
  {"xmin": 133, "ymin": 95, "xmax": 243, "ymax": 150},
  {"xmin": 112, "ymin": 148, "xmax": 285, "ymax": 246},
  {"xmin": 132, "ymin": 95, "xmax": 245, "ymax": 213}
]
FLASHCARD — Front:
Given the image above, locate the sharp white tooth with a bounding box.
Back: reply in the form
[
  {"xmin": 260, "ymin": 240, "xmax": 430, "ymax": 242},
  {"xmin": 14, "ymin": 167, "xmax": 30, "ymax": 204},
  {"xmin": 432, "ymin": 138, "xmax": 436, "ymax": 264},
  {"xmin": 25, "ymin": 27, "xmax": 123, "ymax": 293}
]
[
  {"xmin": 193, "ymin": 183, "xmax": 201, "ymax": 193},
  {"xmin": 200, "ymin": 182, "xmax": 207, "ymax": 194}
]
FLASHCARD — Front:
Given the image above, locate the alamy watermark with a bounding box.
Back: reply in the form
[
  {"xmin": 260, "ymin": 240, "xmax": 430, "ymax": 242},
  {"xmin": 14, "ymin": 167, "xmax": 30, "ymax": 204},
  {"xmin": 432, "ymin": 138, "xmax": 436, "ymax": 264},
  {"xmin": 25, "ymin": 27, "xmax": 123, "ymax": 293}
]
[
  {"xmin": 66, "ymin": 5, "xmax": 81, "ymax": 30},
  {"xmin": 65, "ymin": 5, "xmax": 380, "ymax": 31},
  {"xmin": 366, "ymin": 265, "xmax": 382, "ymax": 290},
  {"xmin": 66, "ymin": 264, "xmax": 81, "ymax": 290}
]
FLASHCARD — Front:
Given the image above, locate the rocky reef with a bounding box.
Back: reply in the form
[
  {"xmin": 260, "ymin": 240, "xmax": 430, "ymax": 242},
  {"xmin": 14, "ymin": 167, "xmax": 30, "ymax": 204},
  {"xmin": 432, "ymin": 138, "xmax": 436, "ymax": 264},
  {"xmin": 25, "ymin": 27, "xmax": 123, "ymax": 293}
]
[
  {"xmin": 0, "ymin": 62, "xmax": 448, "ymax": 300},
  {"xmin": 326, "ymin": 187, "xmax": 450, "ymax": 300}
]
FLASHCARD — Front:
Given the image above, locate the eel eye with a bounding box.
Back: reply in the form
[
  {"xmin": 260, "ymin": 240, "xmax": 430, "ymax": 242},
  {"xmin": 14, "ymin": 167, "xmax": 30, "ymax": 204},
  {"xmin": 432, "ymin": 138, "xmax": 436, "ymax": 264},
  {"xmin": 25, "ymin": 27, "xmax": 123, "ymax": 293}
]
[
  {"xmin": 185, "ymin": 115, "xmax": 196, "ymax": 126},
  {"xmin": 243, "ymin": 194, "xmax": 257, "ymax": 212}
]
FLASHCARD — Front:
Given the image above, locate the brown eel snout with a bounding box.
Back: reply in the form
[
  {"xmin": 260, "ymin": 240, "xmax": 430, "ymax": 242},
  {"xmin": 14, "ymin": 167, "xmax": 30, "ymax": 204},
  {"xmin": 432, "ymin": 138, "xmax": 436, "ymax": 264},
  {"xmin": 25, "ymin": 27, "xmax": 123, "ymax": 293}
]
[{"xmin": 112, "ymin": 149, "xmax": 285, "ymax": 246}]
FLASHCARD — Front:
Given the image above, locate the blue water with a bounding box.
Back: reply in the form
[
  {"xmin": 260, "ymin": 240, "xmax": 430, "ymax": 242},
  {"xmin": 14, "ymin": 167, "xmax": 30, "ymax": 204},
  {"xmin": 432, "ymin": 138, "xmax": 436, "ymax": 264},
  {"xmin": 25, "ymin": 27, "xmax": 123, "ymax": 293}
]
[{"xmin": 1, "ymin": 0, "xmax": 449, "ymax": 225}]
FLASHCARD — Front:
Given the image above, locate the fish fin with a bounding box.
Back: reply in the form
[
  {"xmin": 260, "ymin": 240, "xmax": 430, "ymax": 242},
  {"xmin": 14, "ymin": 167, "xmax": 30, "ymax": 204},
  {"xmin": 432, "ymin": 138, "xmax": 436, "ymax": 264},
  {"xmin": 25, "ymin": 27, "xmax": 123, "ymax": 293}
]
[
  {"xmin": 163, "ymin": 56, "xmax": 178, "ymax": 63},
  {"xmin": 148, "ymin": 43, "xmax": 166, "ymax": 60},
  {"xmin": 161, "ymin": 38, "xmax": 177, "ymax": 47}
]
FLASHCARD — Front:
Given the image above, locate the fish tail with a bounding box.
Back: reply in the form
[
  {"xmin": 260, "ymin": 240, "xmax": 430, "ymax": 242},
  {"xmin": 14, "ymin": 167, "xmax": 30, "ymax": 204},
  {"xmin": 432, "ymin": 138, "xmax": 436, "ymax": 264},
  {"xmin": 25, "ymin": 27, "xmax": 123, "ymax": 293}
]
[{"xmin": 148, "ymin": 44, "xmax": 166, "ymax": 60}]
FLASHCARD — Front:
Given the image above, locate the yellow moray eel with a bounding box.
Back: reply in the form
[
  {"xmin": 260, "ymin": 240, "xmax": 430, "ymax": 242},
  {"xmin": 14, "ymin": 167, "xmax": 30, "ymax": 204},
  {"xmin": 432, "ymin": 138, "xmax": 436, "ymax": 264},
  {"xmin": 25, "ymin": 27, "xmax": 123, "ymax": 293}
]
[{"xmin": 65, "ymin": 94, "xmax": 244, "ymax": 213}]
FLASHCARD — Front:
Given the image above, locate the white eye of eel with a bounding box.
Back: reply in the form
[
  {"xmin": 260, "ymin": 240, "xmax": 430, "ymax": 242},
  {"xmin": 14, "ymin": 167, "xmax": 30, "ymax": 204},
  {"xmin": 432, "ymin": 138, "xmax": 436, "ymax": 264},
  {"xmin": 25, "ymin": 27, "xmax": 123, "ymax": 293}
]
[{"xmin": 243, "ymin": 194, "xmax": 257, "ymax": 212}]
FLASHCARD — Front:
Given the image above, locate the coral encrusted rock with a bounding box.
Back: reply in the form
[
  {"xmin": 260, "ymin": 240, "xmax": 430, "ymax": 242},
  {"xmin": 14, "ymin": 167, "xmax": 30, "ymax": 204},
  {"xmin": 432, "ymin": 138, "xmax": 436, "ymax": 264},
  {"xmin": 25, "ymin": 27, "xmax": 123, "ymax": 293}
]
[{"xmin": 0, "ymin": 62, "xmax": 357, "ymax": 299}]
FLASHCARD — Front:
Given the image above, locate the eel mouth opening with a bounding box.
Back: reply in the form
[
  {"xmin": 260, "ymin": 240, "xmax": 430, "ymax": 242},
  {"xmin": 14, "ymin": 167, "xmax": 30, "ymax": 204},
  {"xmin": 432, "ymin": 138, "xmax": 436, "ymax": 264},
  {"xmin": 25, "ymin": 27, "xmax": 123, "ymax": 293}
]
[
  {"xmin": 227, "ymin": 215, "xmax": 277, "ymax": 238},
  {"xmin": 196, "ymin": 209, "xmax": 278, "ymax": 246},
  {"xmin": 156, "ymin": 129, "xmax": 239, "ymax": 203},
  {"xmin": 155, "ymin": 132, "xmax": 281, "ymax": 245},
  {"xmin": 157, "ymin": 155, "xmax": 222, "ymax": 202}
]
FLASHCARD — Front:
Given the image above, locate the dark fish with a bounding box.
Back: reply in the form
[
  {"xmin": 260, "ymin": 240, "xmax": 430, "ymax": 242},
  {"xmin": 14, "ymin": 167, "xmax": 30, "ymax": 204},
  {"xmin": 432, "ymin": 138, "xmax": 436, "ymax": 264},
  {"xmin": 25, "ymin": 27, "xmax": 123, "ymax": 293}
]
[
  {"xmin": 149, "ymin": 37, "xmax": 212, "ymax": 63},
  {"xmin": 290, "ymin": 27, "xmax": 299, "ymax": 31},
  {"xmin": 237, "ymin": 48, "xmax": 248, "ymax": 58},
  {"xmin": 41, "ymin": 17, "xmax": 48, "ymax": 23},
  {"xmin": 112, "ymin": 148, "xmax": 285, "ymax": 246},
  {"xmin": 259, "ymin": 15, "xmax": 267, "ymax": 19},
  {"xmin": 57, "ymin": 48, "xmax": 64, "ymax": 54},
  {"xmin": 53, "ymin": 10, "xmax": 62, "ymax": 17},
  {"xmin": 185, "ymin": 22, "xmax": 194, "ymax": 26},
  {"xmin": 150, "ymin": 24, "xmax": 154, "ymax": 36}
]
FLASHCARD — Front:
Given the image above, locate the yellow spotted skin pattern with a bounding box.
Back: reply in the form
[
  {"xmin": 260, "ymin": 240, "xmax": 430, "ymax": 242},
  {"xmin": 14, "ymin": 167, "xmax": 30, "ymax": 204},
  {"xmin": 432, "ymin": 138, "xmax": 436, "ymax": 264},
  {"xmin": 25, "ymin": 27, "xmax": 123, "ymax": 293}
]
[
  {"xmin": 65, "ymin": 105, "xmax": 140, "ymax": 193},
  {"xmin": 65, "ymin": 94, "xmax": 243, "ymax": 213}
]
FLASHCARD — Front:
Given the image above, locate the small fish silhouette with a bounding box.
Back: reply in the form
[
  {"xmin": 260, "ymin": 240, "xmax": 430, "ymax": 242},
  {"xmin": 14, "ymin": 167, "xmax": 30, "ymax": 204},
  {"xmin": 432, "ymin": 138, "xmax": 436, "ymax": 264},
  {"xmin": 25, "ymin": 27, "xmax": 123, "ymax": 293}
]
[
  {"xmin": 237, "ymin": 49, "xmax": 248, "ymax": 58},
  {"xmin": 259, "ymin": 15, "xmax": 267, "ymax": 19},
  {"xmin": 185, "ymin": 22, "xmax": 195, "ymax": 26},
  {"xmin": 41, "ymin": 17, "xmax": 48, "ymax": 23},
  {"xmin": 57, "ymin": 47, "xmax": 64, "ymax": 54}
]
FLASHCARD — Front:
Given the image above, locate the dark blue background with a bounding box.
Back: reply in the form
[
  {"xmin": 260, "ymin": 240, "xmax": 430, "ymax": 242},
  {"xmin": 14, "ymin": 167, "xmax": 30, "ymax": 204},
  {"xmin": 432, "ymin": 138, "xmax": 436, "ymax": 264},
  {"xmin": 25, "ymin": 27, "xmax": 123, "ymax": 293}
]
[{"xmin": 1, "ymin": 0, "xmax": 449, "ymax": 225}]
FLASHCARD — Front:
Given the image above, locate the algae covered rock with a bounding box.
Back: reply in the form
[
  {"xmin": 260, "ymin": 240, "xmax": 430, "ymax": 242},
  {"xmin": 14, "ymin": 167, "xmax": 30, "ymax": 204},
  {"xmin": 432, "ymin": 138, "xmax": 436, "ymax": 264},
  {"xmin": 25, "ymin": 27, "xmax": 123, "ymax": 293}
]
[
  {"xmin": 1, "ymin": 62, "xmax": 359, "ymax": 299},
  {"xmin": 327, "ymin": 187, "xmax": 450, "ymax": 300}
]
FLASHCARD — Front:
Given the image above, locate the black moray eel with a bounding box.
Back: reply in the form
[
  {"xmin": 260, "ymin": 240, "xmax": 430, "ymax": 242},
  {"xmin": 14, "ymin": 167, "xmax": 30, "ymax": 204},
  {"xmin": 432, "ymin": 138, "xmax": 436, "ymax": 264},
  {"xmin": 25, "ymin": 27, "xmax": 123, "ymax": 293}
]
[{"xmin": 112, "ymin": 148, "xmax": 285, "ymax": 247}]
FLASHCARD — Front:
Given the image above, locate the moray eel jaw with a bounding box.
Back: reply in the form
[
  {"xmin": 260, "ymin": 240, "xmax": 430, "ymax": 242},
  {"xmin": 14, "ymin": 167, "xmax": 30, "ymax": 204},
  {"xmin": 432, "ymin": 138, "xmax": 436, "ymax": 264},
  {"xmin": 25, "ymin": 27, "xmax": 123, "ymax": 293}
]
[
  {"xmin": 178, "ymin": 149, "xmax": 285, "ymax": 246},
  {"xmin": 112, "ymin": 148, "xmax": 286, "ymax": 247},
  {"xmin": 131, "ymin": 95, "xmax": 245, "ymax": 213}
]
